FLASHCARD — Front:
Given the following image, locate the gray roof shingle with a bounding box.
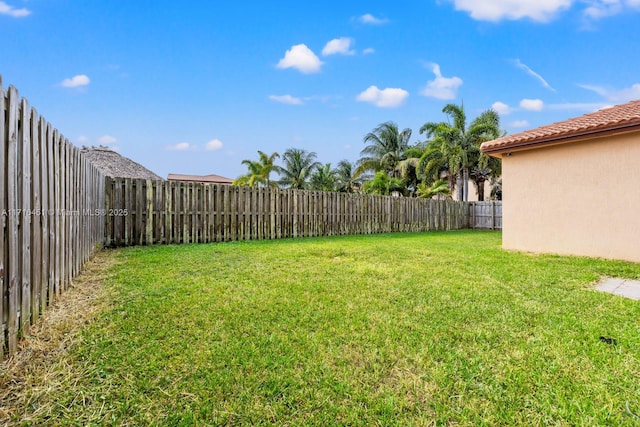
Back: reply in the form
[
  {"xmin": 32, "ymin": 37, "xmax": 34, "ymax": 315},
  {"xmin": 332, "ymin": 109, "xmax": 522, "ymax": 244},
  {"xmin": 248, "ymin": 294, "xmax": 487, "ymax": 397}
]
[{"xmin": 81, "ymin": 148, "xmax": 163, "ymax": 180}]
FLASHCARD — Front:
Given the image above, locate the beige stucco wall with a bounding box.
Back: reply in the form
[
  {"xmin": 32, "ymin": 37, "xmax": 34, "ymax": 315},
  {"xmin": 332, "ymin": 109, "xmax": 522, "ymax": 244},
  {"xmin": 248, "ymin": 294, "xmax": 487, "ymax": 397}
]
[
  {"xmin": 451, "ymin": 179, "xmax": 494, "ymax": 202},
  {"xmin": 502, "ymin": 131, "xmax": 640, "ymax": 263}
]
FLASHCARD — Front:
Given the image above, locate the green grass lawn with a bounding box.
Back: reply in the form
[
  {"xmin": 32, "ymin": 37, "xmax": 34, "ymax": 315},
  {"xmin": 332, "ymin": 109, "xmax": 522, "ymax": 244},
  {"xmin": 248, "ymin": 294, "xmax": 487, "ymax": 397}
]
[{"xmin": 19, "ymin": 231, "xmax": 640, "ymax": 425}]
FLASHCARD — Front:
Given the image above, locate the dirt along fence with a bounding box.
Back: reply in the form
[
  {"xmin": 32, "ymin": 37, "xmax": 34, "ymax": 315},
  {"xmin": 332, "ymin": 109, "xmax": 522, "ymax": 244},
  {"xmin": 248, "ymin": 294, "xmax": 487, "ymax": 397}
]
[
  {"xmin": 1, "ymin": 77, "xmax": 105, "ymax": 360},
  {"xmin": 104, "ymin": 178, "xmax": 472, "ymax": 246}
]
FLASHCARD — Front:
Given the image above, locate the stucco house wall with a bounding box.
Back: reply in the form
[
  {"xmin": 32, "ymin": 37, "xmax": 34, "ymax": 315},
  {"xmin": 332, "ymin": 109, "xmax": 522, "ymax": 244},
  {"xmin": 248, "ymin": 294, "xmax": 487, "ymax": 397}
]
[
  {"xmin": 481, "ymin": 99, "xmax": 640, "ymax": 263},
  {"xmin": 501, "ymin": 131, "xmax": 640, "ymax": 262},
  {"xmin": 450, "ymin": 179, "xmax": 494, "ymax": 202}
]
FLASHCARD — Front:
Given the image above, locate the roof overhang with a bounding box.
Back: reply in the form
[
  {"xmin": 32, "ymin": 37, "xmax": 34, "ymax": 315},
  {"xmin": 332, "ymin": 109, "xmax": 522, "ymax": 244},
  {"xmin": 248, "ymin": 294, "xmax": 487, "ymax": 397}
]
[{"xmin": 481, "ymin": 122, "xmax": 640, "ymax": 157}]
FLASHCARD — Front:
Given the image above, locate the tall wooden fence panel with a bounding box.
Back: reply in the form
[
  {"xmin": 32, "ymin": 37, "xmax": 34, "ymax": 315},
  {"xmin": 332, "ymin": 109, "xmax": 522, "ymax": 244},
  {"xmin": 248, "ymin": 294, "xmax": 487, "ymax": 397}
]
[
  {"xmin": 1, "ymin": 78, "xmax": 105, "ymax": 359},
  {"xmin": 469, "ymin": 201, "xmax": 502, "ymax": 230},
  {"xmin": 104, "ymin": 178, "xmax": 471, "ymax": 246}
]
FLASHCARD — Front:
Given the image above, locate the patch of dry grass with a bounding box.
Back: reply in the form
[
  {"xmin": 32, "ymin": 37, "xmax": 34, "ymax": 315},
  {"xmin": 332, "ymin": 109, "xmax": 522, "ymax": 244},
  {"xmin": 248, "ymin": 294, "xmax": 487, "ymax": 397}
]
[{"xmin": 0, "ymin": 249, "xmax": 118, "ymax": 425}]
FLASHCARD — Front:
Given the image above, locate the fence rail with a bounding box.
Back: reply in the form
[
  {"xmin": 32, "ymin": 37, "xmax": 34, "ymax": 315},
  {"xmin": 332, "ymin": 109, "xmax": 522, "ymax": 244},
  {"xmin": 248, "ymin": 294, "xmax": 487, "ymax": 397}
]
[
  {"xmin": 1, "ymin": 78, "xmax": 105, "ymax": 360},
  {"xmin": 104, "ymin": 178, "xmax": 471, "ymax": 246}
]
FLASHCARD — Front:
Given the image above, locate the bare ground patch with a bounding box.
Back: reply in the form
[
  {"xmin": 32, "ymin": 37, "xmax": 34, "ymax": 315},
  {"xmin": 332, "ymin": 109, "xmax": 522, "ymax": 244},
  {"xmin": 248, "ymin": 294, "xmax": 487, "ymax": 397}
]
[{"xmin": 0, "ymin": 249, "xmax": 118, "ymax": 425}]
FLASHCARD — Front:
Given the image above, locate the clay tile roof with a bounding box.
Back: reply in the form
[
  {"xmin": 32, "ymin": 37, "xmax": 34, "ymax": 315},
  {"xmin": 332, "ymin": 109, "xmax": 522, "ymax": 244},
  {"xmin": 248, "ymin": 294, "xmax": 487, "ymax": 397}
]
[
  {"xmin": 167, "ymin": 173, "xmax": 234, "ymax": 184},
  {"xmin": 481, "ymin": 99, "xmax": 640, "ymax": 155}
]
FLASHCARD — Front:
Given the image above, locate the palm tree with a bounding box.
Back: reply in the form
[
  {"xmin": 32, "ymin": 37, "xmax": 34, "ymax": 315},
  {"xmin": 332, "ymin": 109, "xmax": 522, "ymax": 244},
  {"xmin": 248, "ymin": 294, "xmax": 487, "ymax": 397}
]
[
  {"xmin": 309, "ymin": 163, "xmax": 337, "ymax": 191},
  {"xmin": 490, "ymin": 178, "xmax": 502, "ymax": 201},
  {"xmin": 419, "ymin": 103, "xmax": 501, "ymax": 201},
  {"xmin": 333, "ymin": 160, "xmax": 362, "ymax": 193},
  {"xmin": 276, "ymin": 148, "xmax": 320, "ymax": 189},
  {"xmin": 233, "ymin": 150, "xmax": 280, "ymax": 187},
  {"xmin": 416, "ymin": 143, "xmax": 451, "ymax": 189},
  {"xmin": 471, "ymin": 152, "xmax": 502, "ymax": 201},
  {"xmin": 396, "ymin": 144, "xmax": 426, "ymax": 196},
  {"xmin": 363, "ymin": 171, "xmax": 405, "ymax": 196},
  {"xmin": 356, "ymin": 121, "xmax": 412, "ymax": 178},
  {"xmin": 416, "ymin": 179, "xmax": 451, "ymax": 199}
]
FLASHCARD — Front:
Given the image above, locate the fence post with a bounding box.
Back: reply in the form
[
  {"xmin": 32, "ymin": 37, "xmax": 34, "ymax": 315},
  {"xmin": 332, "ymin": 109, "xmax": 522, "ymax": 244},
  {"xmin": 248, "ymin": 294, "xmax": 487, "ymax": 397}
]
[
  {"xmin": 491, "ymin": 201, "xmax": 496, "ymax": 231},
  {"xmin": 146, "ymin": 180, "xmax": 153, "ymax": 244}
]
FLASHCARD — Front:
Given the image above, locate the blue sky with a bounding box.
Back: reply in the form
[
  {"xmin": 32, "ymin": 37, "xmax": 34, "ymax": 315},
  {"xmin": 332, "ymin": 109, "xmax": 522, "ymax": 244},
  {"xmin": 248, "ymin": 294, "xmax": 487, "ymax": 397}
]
[{"xmin": 2, "ymin": 0, "xmax": 639, "ymax": 180}]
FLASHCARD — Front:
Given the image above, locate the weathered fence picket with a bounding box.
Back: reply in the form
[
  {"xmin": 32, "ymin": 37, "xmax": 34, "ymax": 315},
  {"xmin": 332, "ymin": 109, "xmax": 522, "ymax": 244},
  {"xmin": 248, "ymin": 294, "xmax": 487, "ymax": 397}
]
[
  {"xmin": 103, "ymin": 178, "xmax": 473, "ymax": 247},
  {"xmin": 1, "ymin": 79, "xmax": 105, "ymax": 360},
  {"xmin": 469, "ymin": 201, "xmax": 503, "ymax": 230}
]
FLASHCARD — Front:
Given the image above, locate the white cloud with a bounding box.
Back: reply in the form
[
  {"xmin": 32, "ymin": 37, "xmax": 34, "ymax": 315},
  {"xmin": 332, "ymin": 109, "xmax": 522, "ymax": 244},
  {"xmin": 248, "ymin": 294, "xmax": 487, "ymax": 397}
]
[
  {"xmin": 98, "ymin": 135, "xmax": 117, "ymax": 145},
  {"xmin": 167, "ymin": 142, "xmax": 191, "ymax": 151},
  {"xmin": 509, "ymin": 120, "xmax": 530, "ymax": 128},
  {"xmin": 420, "ymin": 63, "xmax": 463, "ymax": 100},
  {"xmin": 584, "ymin": 1, "xmax": 622, "ymax": 18},
  {"xmin": 492, "ymin": 101, "xmax": 511, "ymax": 115},
  {"xmin": 322, "ymin": 37, "xmax": 355, "ymax": 56},
  {"xmin": 76, "ymin": 136, "xmax": 89, "ymax": 144},
  {"xmin": 60, "ymin": 74, "xmax": 90, "ymax": 88},
  {"xmin": 363, "ymin": 48, "xmax": 376, "ymax": 55},
  {"xmin": 269, "ymin": 94, "xmax": 304, "ymax": 105},
  {"xmin": 358, "ymin": 13, "xmax": 389, "ymax": 24},
  {"xmin": 276, "ymin": 44, "xmax": 323, "ymax": 74},
  {"xmin": 303, "ymin": 94, "xmax": 336, "ymax": 104},
  {"xmin": 206, "ymin": 139, "xmax": 223, "ymax": 151},
  {"xmin": 0, "ymin": 1, "xmax": 30, "ymax": 17},
  {"xmin": 582, "ymin": 0, "xmax": 640, "ymax": 19},
  {"xmin": 513, "ymin": 59, "xmax": 556, "ymax": 92},
  {"xmin": 450, "ymin": 0, "xmax": 640, "ymax": 22},
  {"xmin": 520, "ymin": 98, "xmax": 545, "ymax": 111},
  {"xmin": 269, "ymin": 95, "xmax": 304, "ymax": 105},
  {"xmin": 449, "ymin": 0, "xmax": 572, "ymax": 22},
  {"xmin": 356, "ymin": 85, "xmax": 409, "ymax": 108},
  {"xmin": 547, "ymin": 102, "xmax": 610, "ymax": 111},
  {"xmin": 578, "ymin": 82, "xmax": 640, "ymax": 103}
]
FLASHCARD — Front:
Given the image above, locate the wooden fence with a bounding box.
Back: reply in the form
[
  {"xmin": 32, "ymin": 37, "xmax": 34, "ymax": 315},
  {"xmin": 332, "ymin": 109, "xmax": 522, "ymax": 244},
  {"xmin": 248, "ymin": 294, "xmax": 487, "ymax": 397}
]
[
  {"xmin": 1, "ymin": 78, "xmax": 105, "ymax": 359},
  {"xmin": 0, "ymin": 74, "xmax": 499, "ymax": 359},
  {"xmin": 104, "ymin": 178, "xmax": 471, "ymax": 246},
  {"xmin": 469, "ymin": 201, "xmax": 502, "ymax": 230}
]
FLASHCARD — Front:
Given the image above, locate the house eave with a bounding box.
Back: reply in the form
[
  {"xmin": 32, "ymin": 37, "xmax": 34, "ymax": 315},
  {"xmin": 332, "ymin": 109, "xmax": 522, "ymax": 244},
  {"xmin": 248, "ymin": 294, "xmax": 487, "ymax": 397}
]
[{"xmin": 482, "ymin": 121, "xmax": 640, "ymax": 157}]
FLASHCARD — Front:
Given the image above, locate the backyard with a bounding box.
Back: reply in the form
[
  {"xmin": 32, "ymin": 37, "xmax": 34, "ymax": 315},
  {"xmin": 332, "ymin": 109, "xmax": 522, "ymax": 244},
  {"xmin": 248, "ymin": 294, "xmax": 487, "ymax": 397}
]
[{"xmin": 2, "ymin": 231, "xmax": 640, "ymax": 425}]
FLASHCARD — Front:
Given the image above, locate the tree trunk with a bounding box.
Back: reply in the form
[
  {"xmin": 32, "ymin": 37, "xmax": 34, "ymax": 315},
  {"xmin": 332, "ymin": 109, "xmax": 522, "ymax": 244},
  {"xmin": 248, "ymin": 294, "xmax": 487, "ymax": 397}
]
[
  {"xmin": 477, "ymin": 178, "xmax": 485, "ymax": 201},
  {"xmin": 456, "ymin": 174, "xmax": 463, "ymax": 201},
  {"xmin": 462, "ymin": 168, "xmax": 469, "ymax": 202}
]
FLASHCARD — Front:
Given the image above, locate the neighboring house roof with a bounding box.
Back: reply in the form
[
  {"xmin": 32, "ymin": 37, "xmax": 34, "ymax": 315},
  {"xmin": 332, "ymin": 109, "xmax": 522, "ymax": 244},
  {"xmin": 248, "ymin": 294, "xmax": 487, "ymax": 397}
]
[
  {"xmin": 481, "ymin": 99, "xmax": 640, "ymax": 156},
  {"xmin": 167, "ymin": 173, "xmax": 234, "ymax": 184},
  {"xmin": 81, "ymin": 147, "xmax": 163, "ymax": 180}
]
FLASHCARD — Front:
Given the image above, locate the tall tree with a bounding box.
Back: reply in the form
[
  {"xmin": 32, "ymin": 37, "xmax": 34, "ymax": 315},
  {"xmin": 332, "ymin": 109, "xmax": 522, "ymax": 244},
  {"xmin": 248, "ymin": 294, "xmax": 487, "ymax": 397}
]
[
  {"xmin": 416, "ymin": 179, "xmax": 451, "ymax": 199},
  {"xmin": 233, "ymin": 150, "xmax": 280, "ymax": 187},
  {"xmin": 397, "ymin": 144, "xmax": 426, "ymax": 196},
  {"xmin": 471, "ymin": 153, "xmax": 502, "ymax": 201},
  {"xmin": 419, "ymin": 104, "xmax": 501, "ymax": 201},
  {"xmin": 356, "ymin": 121, "xmax": 412, "ymax": 178},
  {"xmin": 276, "ymin": 148, "xmax": 320, "ymax": 189},
  {"xmin": 416, "ymin": 136, "xmax": 462, "ymax": 197},
  {"xmin": 333, "ymin": 160, "xmax": 362, "ymax": 193},
  {"xmin": 310, "ymin": 163, "xmax": 337, "ymax": 191},
  {"xmin": 363, "ymin": 171, "xmax": 406, "ymax": 196}
]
